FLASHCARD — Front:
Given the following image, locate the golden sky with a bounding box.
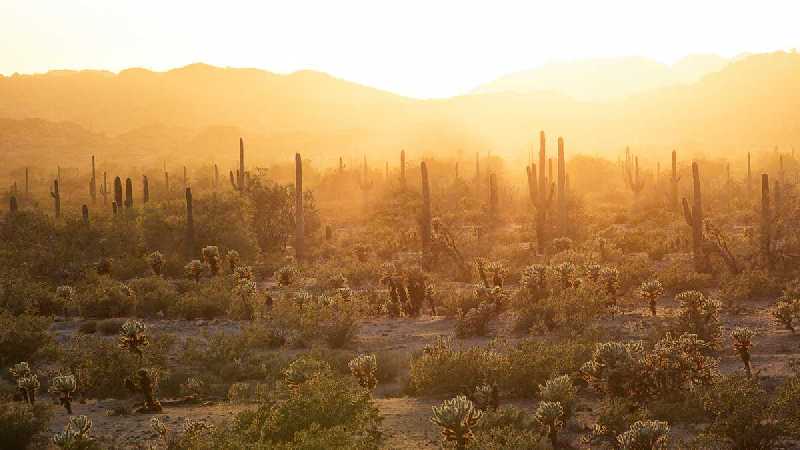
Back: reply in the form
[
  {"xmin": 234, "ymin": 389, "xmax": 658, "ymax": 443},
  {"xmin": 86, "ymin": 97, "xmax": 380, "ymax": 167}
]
[{"xmin": 1, "ymin": 0, "xmax": 798, "ymax": 98}]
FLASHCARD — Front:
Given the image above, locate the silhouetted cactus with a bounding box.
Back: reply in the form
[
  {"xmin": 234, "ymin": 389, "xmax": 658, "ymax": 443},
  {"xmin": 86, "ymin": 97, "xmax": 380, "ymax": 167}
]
[
  {"xmin": 682, "ymin": 162, "xmax": 709, "ymax": 272},
  {"xmin": 124, "ymin": 177, "xmax": 133, "ymax": 209},
  {"xmin": 420, "ymin": 161, "xmax": 432, "ymax": 268},
  {"xmin": 89, "ymin": 155, "xmax": 97, "ymax": 204},
  {"xmin": 676, "ymin": 290, "xmax": 721, "ymax": 342},
  {"xmin": 295, "ymin": 153, "xmax": 305, "ymax": 260},
  {"xmin": 81, "ymin": 204, "xmax": 89, "ymax": 222},
  {"xmin": 431, "ymin": 395, "xmax": 482, "ymax": 450},
  {"xmin": 557, "ymin": 136, "xmax": 567, "ymax": 234},
  {"xmin": 624, "ymin": 147, "xmax": 646, "ymax": 202},
  {"xmin": 143, "ymin": 175, "xmax": 149, "ymax": 203},
  {"xmin": 49, "ymin": 374, "xmax": 77, "ymax": 414},
  {"xmin": 9, "ymin": 195, "xmax": 17, "ymax": 213},
  {"xmin": 230, "ymin": 137, "xmax": 246, "ymax": 193},
  {"xmin": 488, "ymin": 173, "xmax": 498, "ymax": 219},
  {"xmin": 114, "ymin": 176, "xmax": 123, "ymax": 207},
  {"xmin": 125, "ymin": 368, "xmax": 162, "ymax": 413},
  {"xmin": 348, "ymin": 354, "xmax": 378, "ymax": 390},
  {"xmin": 186, "ymin": 187, "xmax": 194, "ymax": 257},
  {"xmin": 100, "ymin": 171, "xmax": 108, "ymax": 205},
  {"xmin": 529, "ymin": 131, "xmax": 555, "ymax": 254},
  {"xmin": 10, "ymin": 362, "xmax": 38, "ymax": 404},
  {"xmin": 761, "ymin": 173, "xmax": 772, "ymax": 269},
  {"xmin": 50, "ymin": 179, "xmax": 61, "ymax": 218}
]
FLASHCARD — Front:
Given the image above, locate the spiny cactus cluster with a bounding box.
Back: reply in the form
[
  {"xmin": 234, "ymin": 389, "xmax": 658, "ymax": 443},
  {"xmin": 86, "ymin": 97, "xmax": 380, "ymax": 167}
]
[
  {"xmin": 53, "ymin": 415, "xmax": 93, "ymax": 449},
  {"xmin": 616, "ymin": 419, "xmax": 670, "ymax": 450},
  {"xmin": 275, "ymin": 264, "xmax": 300, "ymax": 286},
  {"xmin": 538, "ymin": 375, "xmax": 576, "ymax": 422},
  {"xmin": 49, "ymin": 374, "xmax": 77, "ymax": 414},
  {"xmin": 637, "ymin": 279, "xmax": 665, "ymax": 316},
  {"xmin": 581, "ymin": 341, "xmax": 644, "ymax": 398},
  {"xmin": 226, "ymin": 249, "xmax": 240, "ymax": 272},
  {"xmin": 10, "ymin": 362, "xmax": 39, "ymax": 405},
  {"xmin": 471, "ymin": 383, "xmax": 499, "ymax": 411},
  {"xmin": 676, "ymin": 290, "xmax": 721, "ymax": 342},
  {"xmin": 184, "ymin": 259, "xmax": 204, "ymax": 282},
  {"xmin": 521, "ymin": 264, "xmax": 549, "ymax": 293},
  {"xmin": 599, "ymin": 266, "xmax": 622, "ymax": 297},
  {"xmin": 147, "ymin": 250, "xmax": 166, "ymax": 276},
  {"xmin": 431, "ymin": 395, "xmax": 482, "ymax": 450},
  {"xmin": 283, "ymin": 356, "xmax": 331, "ymax": 389},
  {"xmin": 774, "ymin": 296, "xmax": 800, "ymax": 333},
  {"xmin": 731, "ymin": 327, "xmax": 756, "ymax": 377},
  {"xmin": 553, "ymin": 262, "xmax": 577, "ymax": 289},
  {"xmin": 348, "ymin": 354, "xmax": 378, "ymax": 391},
  {"xmin": 118, "ymin": 319, "xmax": 149, "ymax": 360}
]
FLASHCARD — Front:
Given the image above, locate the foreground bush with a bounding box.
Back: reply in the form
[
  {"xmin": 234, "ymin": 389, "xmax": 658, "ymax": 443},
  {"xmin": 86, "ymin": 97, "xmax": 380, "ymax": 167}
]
[
  {"xmin": 0, "ymin": 310, "xmax": 55, "ymax": 367},
  {"xmin": 0, "ymin": 401, "xmax": 51, "ymax": 450}
]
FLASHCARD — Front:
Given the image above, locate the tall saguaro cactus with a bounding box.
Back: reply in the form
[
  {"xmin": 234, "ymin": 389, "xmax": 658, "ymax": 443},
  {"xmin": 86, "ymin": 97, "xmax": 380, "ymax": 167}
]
[
  {"xmin": 682, "ymin": 162, "xmax": 709, "ymax": 273},
  {"xmin": 82, "ymin": 205, "xmax": 89, "ymax": 223},
  {"xmin": 420, "ymin": 161, "xmax": 432, "ymax": 268},
  {"xmin": 125, "ymin": 178, "xmax": 133, "ymax": 209},
  {"xmin": 670, "ymin": 150, "xmax": 680, "ymax": 211},
  {"xmin": 114, "ymin": 177, "xmax": 123, "ymax": 207},
  {"xmin": 51, "ymin": 180, "xmax": 61, "ymax": 218},
  {"xmin": 89, "ymin": 155, "xmax": 97, "ymax": 204},
  {"xmin": 624, "ymin": 147, "xmax": 645, "ymax": 202},
  {"xmin": 489, "ymin": 173, "xmax": 498, "ymax": 219},
  {"xmin": 295, "ymin": 153, "xmax": 305, "ymax": 260},
  {"xmin": 557, "ymin": 137, "xmax": 567, "ymax": 234},
  {"xmin": 9, "ymin": 196, "xmax": 17, "ymax": 213},
  {"xmin": 761, "ymin": 174, "xmax": 772, "ymax": 270},
  {"xmin": 529, "ymin": 131, "xmax": 555, "ymax": 255},
  {"xmin": 230, "ymin": 138, "xmax": 246, "ymax": 193},
  {"xmin": 100, "ymin": 172, "xmax": 108, "ymax": 205},
  {"xmin": 143, "ymin": 175, "xmax": 149, "ymax": 204},
  {"xmin": 400, "ymin": 149, "xmax": 406, "ymax": 187},
  {"xmin": 185, "ymin": 187, "xmax": 195, "ymax": 257}
]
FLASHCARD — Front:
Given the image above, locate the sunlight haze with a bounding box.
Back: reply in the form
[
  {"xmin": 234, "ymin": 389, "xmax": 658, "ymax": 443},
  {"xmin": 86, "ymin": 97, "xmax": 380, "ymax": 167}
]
[{"xmin": 1, "ymin": 0, "xmax": 798, "ymax": 98}]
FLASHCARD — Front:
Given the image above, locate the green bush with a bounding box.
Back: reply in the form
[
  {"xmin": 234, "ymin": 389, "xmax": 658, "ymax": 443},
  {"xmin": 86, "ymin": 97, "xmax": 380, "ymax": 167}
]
[
  {"xmin": 77, "ymin": 276, "xmax": 136, "ymax": 318},
  {"xmin": 719, "ymin": 269, "xmax": 778, "ymax": 312},
  {"xmin": 0, "ymin": 270, "xmax": 61, "ymax": 315},
  {"xmin": 128, "ymin": 276, "xmax": 179, "ymax": 318},
  {"xmin": 0, "ymin": 310, "xmax": 55, "ymax": 367},
  {"xmin": 171, "ymin": 280, "xmax": 232, "ymax": 319},
  {"xmin": 0, "ymin": 401, "xmax": 51, "ymax": 450}
]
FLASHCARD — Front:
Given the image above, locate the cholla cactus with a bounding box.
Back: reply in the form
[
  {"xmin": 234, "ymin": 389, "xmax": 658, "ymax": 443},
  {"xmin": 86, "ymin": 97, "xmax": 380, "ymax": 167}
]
[
  {"xmin": 348, "ymin": 354, "xmax": 378, "ymax": 391},
  {"xmin": 227, "ymin": 382, "xmax": 251, "ymax": 403},
  {"xmin": 638, "ymin": 280, "xmax": 665, "ymax": 316},
  {"xmin": 184, "ymin": 259, "xmax": 204, "ymax": 283},
  {"xmin": 9, "ymin": 361, "xmax": 32, "ymax": 380},
  {"xmin": 534, "ymin": 401, "xmax": 564, "ymax": 449},
  {"xmin": 581, "ymin": 341, "xmax": 644, "ymax": 398},
  {"xmin": 471, "ymin": 383, "xmax": 499, "ymax": 411},
  {"xmin": 182, "ymin": 419, "xmax": 216, "ymax": 440},
  {"xmin": 521, "ymin": 264, "xmax": 549, "ymax": 298},
  {"xmin": 226, "ymin": 249, "xmax": 240, "ymax": 272},
  {"xmin": 53, "ymin": 415, "xmax": 93, "ymax": 449},
  {"xmin": 676, "ymin": 290, "xmax": 721, "ymax": 342},
  {"xmin": 180, "ymin": 377, "xmax": 207, "ymax": 398},
  {"xmin": 553, "ymin": 262, "xmax": 577, "ymax": 289},
  {"xmin": 599, "ymin": 266, "xmax": 622, "ymax": 297},
  {"xmin": 539, "ymin": 375, "xmax": 577, "ymax": 422},
  {"xmin": 731, "ymin": 327, "xmax": 755, "ymax": 377},
  {"xmin": 146, "ymin": 251, "xmax": 166, "ymax": 276},
  {"xmin": 49, "ymin": 374, "xmax": 77, "ymax": 414},
  {"xmin": 584, "ymin": 263, "xmax": 602, "ymax": 282},
  {"xmin": 125, "ymin": 368, "xmax": 162, "ymax": 413},
  {"xmin": 56, "ymin": 286, "xmax": 76, "ymax": 315},
  {"xmin": 118, "ymin": 319, "xmax": 149, "ymax": 361},
  {"xmin": 17, "ymin": 374, "xmax": 40, "ymax": 405},
  {"xmin": 773, "ymin": 298, "xmax": 800, "ymax": 333},
  {"xmin": 431, "ymin": 395, "xmax": 482, "ymax": 450},
  {"xmin": 275, "ymin": 265, "xmax": 299, "ymax": 286},
  {"xmin": 616, "ymin": 420, "xmax": 670, "ymax": 450},
  {"xmin": 201, "ymin": 245, "xmax": 221, "ymax": 275},
  {"xmin": 232, "ymin": 265, "xmax": 258, "ymax": 319},
  {"xmin": 284, "ymin": 357, "xmax": 331, "ymax": 389}
]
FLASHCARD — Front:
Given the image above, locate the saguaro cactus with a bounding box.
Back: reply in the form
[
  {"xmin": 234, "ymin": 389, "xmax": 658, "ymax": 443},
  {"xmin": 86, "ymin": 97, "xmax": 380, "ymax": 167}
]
[
  {"xmin": 143, "ymin": 175, "xmax": 149, "ymax": 204},
  {"xmin": 670, "ymin": 150, "xmax": 680, "ymax": 211},
  {"xmin": 124, "ymin": 178, "xmax": 133, "ymax": 209},
  {"xmin": 557, "ymin": 137, "xmax": 567, "ymax": 234},
  {"xmin": 89, "ymin": 155, "xmax": 97, "ymax": 204},
  {"xmin": 488, "ymin": 173, "xmax": 498, "ymax": 218},
  {"xmin": 9, "ymin": 196, "xmax": 18, "ymax": 213},
  {"xmin": 100, "ymin": 172, "xmax": 108, "ymax": 205},
  {"xmin": 51, "ymin": 180, "xmax": 61, "ymax": 218},
  {"xmin": 185, "ymin": 187, "xmax": 195, "ymax": 257},
  {"xmin": 420, "ymin": 161, "xmax": 432, "ymax": 268},
  {"xmin": 114, "ymin": 176, "xmax": 123, "ymax": 207},
  {"xmin": 400, "ymin": 149, "xmax": 406, "ymax": 187},
  {"xmin": 761, "ymin": 174, "xmax": 772, "ymax": 269},
  {"xmin": 230, "ymin": 137, "xmax": 246, "ymax": 193},
  {"xmin": 530, "ymin": 131, "xmax": 555, "ymax": 254},
  {"xmin": 295, "ymin": 153, "xmax": 305, "ymax": 260},
  {"xmin": 164, "ymin": 170, "xmax": 170, "ymax": 194},
  {"xmin": 82, "ymin": 205, "xmax": 89, "ymax": 223},
  {"xmin": 682, "ymin": 162, "xmax": 709, "ymax": 273},
  {"xmin": 624, "ymin": 148, "xmax": 645, "ymax": 202}
]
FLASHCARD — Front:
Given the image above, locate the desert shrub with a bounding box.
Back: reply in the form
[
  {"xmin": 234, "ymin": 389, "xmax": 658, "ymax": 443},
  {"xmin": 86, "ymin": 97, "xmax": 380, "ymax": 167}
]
[
  {"xmin": 774, "ymin": 298, "xmax": 800, "ymax": 333},
  {"xmin": 318, "ymin": 301, "xmax": 360, "ymax": 348},
  {"xmin": 77, "ymin": 320, "xmax": 97, "ymax": 334},
  {"xmin": 77, "ymin": 276, "xmax": 136, "ymax": 318},
  {"xmin": 96, "ymin": 318, "xmax": 125, "ymax": 335},
  {"xmin": 659, "ymin": 260, "xmax": 714, "ymax": 292},
  {"xmin": 455, "ymin": 301, "xmax": 495, "ymax": 337},
  {"xmin": 0, "ymin": 271, "xmax": 61, "ymax": 315},
  {"xmin": 374, "ymin": 350, "xmax": 406, "ymax": 384},
  {"xmin": 700, "ymin": 374, "xmax": 782, "ymax": 449},
  {"xmin": 513, "ymin": 285, "xmax": 605, "ymax": 335},
  {"xmin": 674, "ymin": 291, "xmax": 721, "ymax": 343},
  {"xmin": 408, "ymin": 337, "xmax": 508, "ymax": 396},
  {"xmin": 719, "ymin": 269, "xmax": 778, "ymax": 312},
  {"xmin": 468, "ymin": 426, "xmax": 547, "ymax": 450},
  {"xmin": 171, "ymin": 280, "xmax": 232, "ymax": 319},
  {"xmin": 128, "ymin": 276, "xmax": 179, "ymax": 318},
  {"xmin": 582, "ymin": 341, "xmax": 645, "ymax": 399},
  {"xmin": 538, "ymin": 375, "xmax": 577, "ymax": 422},
  {"xmin": 500, "ymin": 338, "xmax": 593, "ymax": 397},
  {"xmin": 617, "ymin": 254, "xmax": 654, "ymax": 292},
  {"xmin": 0, "ymin": 311, "xmax": 55, "ymax": 367},
  {"xmin": 772, "ymin": 366, "xmax": 800, "ymax": 437},
  {"xmin": 583, "ymin": 399, "xmax": 648, "ymax": 449},
  {"xmin": 0, "ymin": 401, "xmax": 51, "ymax": 450},
  {"xmin": 616, "ymin": 420, "xmax": 670, "ymax": 450}
]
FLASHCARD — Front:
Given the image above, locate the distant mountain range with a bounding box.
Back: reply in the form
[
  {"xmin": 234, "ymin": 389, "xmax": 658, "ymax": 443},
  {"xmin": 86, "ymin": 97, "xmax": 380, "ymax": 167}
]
[
  {"xmin": 1, "ymin": 51, "xmax": 799, "ymax": 177},
  {"xmin": 472, "ymin": 54, "xmax": 733, "ymax": 101}
]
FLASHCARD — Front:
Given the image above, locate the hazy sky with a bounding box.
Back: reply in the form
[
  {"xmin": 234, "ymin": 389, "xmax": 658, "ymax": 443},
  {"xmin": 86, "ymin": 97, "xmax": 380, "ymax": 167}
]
[{"xmin": 1, "ymin": 0, "xmax": 798, "ymax": 98}]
